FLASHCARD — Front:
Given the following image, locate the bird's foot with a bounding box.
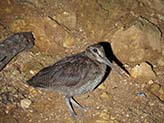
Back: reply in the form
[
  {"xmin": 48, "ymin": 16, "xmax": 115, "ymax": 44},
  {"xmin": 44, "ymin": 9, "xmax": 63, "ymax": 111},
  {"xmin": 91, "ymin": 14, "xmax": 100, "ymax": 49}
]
[
  {"xmin": 70, "ymin": 97, "xmax": 85, "ymax": 111},
  {"xmin": 71, "ymin": 112, "xmax": 78, "ymax": 119}
]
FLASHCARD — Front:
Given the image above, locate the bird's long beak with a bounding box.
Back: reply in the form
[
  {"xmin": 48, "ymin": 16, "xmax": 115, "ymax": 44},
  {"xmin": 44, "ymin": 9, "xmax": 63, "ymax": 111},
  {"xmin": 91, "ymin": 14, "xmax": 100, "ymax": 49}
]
[{"xmin": 102, "ymin": 56, "xmax": 124, "ymax": 78}]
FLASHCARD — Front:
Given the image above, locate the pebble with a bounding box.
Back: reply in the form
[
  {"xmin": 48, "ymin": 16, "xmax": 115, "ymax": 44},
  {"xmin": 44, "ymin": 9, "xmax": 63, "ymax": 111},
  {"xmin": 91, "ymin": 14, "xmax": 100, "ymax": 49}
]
[
  {"xmin": 148, "ymin": 80, "xmax": 154, "ymax": 85},
  {"xmin": 162, "ymin": 49, "xmax": 164, "ymax": 55},
  {"xmin": 100, "ymin": 92, "xmax": 112, "ymax": 100},
  {"xmin": 137, "ymin": 92, "xmax": 146, "ymax": 97},
  {"xmin": 20, "ymin": 99, "xmax": 31, "ymax": 109},
  {"xmin": 98, "ymin": 83, "xmax": 106, "ymax": 90},
  {"xmin": 130, "ymin": 62, "xmax": 156, "ymax": 80},
  {"xmin": 149, "ymin": 83, "xmax": 164, "ymax": 102}
]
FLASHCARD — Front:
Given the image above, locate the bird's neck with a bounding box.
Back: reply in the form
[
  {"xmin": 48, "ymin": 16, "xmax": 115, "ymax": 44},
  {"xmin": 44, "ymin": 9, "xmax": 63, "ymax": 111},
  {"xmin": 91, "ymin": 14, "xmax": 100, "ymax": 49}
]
[{"xmin": 84, "ymin": 51, "xmax": 107, "ymax": 71}]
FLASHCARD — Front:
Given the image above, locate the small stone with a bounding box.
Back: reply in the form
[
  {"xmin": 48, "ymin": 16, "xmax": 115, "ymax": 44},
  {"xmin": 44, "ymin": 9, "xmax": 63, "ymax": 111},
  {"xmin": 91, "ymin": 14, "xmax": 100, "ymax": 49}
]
[
  {"xmin": 101, "ymin": 92, "xmax": 108, "ymax": 98},
  {"xmin": 20, "ymin": 99, "xmax": 31, "ymax": 109},
  {"xmin": 162, "ymin": 49, "xmax": 164, "ymax": 55},
  {"xmin": 29, "ymin": 70, "xmax": 35, "ymax": 75},
  {"xmin": 137, "ymin": 92, "xmax": 146, "ymax": 97},
  {"xmin": 100, "ymin": 92, "xmax": 112, "ymax": 100},
  {"xmin": 149, "ymin": 83, "xmax": 164, "ymax": 102},
  {"xmin": 29, "ymin": 88, "xmax": 40, "ymax": 97},
  {"xmin": 148, "ymin": 80, "xmax": 154, "ymax": 85},
  {"xmin": 131, "ymin": 62, "xmax": 156, "ymax": 80},
  {"xmin": 98, "ymin": 83, "xmax": 106, "ymax": 90}
]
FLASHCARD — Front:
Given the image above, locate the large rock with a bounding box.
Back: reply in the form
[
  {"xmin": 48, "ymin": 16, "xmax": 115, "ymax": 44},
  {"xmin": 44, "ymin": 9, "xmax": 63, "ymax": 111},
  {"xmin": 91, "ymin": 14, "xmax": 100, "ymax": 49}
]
[{"xmin": 111, "ymin": 17, "xmax": 162, "ymax": 62}]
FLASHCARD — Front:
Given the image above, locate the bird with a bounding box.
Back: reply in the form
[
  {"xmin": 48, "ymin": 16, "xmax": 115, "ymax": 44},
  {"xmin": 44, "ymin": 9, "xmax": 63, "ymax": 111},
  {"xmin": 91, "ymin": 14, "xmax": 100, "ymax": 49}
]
[{"xmin": 27, "ymin": 43, "xmax": 124, "ymax": 118}]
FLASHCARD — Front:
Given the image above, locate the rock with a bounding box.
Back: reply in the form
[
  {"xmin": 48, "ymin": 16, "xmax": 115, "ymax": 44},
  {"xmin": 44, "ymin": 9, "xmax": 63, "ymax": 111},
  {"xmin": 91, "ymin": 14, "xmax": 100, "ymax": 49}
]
[
  {"xmin": 100, "ymin": 92, "xmax": 112, "ymax": 100},
  {"xmin": 139, "ymin": 17, "xmax": 162, "ymax": 51},
  {"xmin": 157, "ymin": 57, "xmax": 164, "ymax": 66},
  {"xmin": 111, "ymin": 17, "xmax": 162, "ymax": 62},
  {"xmin": 148, "ymin": 83, "xmax": 164, "ymax": 102},
  {"xmin": 148, "ymin": 80, "xmax": 154, "ymax": 85},
  {"xmin": 130, "ymin": 62, "xmax": 156, "ymax": 80},
  {"xmin": 98, "ymin": 83, "xmax": 106, "ymax": 90},
  {"xmin": 162, "ymin": 49, "xmax": 164, "ymax": 56},
  {"xmin": 20, "ymin": 99, "xmax": 31, "ymax": 109},
  {"xmin": 28, "ymin": 87, "xmax": 40, "ymax": 97}
]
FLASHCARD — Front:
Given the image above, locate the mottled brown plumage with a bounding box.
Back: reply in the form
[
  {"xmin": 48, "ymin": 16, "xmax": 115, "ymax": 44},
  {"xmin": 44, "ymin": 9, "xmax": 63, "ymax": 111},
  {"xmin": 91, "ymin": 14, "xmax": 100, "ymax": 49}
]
[{"xmin": 27, "ymin": 43, "xmax": 123, "ymax": 118}]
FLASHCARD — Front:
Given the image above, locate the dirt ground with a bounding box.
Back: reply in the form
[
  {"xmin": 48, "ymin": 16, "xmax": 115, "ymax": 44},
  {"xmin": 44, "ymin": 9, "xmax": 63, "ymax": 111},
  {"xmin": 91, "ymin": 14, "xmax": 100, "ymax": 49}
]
[{"xmin": 0, "ymin": 0, "xmax": 164, "ymax": 123}]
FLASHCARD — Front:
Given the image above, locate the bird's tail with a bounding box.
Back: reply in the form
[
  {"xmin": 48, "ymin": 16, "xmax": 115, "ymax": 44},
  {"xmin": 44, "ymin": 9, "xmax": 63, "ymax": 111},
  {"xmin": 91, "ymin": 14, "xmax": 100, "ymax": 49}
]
[
  {"xmin": 26, "ymin": 78, "xmax": 46, "ymax": 88},
  {"xmin": 26, "ymin": 78, "xmax": 37, "ymax": 87}
]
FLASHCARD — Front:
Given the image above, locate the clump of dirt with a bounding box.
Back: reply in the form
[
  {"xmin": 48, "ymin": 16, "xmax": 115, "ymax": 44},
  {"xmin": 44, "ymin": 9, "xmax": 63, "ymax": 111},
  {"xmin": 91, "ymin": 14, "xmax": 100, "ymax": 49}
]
[{"xmin": 0, "ymin": 0, "xmax": 164, "ymax": 123}]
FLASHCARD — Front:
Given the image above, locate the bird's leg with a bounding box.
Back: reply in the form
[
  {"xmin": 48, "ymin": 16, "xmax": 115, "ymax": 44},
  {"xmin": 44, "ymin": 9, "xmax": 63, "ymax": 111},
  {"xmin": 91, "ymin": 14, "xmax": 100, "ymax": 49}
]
[
  {"xmin": 65, "ymin": 96, "xmax": 77, "ymax": 118},
  {"xmin": 70, "ymin": 97, "xmax": 86, "ymax": 112}
]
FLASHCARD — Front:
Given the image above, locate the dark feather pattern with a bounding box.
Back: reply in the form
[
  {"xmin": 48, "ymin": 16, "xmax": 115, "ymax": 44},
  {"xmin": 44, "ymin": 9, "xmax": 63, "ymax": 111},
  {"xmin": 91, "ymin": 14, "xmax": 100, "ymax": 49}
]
[{"xmin": 27, "ymin": 52, "xmax": 103, "ymax": 89}]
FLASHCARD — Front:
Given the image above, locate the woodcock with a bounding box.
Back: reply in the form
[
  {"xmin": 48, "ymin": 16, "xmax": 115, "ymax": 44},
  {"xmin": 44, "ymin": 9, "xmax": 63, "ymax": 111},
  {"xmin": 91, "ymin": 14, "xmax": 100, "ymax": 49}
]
[{"xmin": 27, "ymin": 43, "xmax": 124, "ymax": 118}]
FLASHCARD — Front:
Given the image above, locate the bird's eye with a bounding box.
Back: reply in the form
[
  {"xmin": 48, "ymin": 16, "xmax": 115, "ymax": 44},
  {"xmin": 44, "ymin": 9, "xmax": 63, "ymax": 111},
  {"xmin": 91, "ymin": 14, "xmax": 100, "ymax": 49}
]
[{"xmin": 92, "ymin": 48, "xmax": 98, "ymax": 53}]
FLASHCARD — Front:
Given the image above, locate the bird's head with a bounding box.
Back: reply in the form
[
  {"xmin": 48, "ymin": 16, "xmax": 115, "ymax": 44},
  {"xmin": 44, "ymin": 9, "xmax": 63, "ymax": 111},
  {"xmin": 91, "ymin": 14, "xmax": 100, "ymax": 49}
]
[{"xmin": 86, "ymin": 44, "xmax": 123, "ymax": 77}]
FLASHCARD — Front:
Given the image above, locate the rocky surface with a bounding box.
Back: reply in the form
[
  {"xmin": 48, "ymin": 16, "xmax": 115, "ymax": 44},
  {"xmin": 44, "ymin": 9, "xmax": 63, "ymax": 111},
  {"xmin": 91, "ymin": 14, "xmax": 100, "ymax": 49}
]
[
  {"xmin": 0, "ymin": 0, "xmax": 164, "ymax": 123},
  {"xmin": 111, "ymin": 17, "xmax": 162, "ymax": 62},
  {"xmin": 130, "ymin": 62, "xmax": 156, "ymax": 81}
]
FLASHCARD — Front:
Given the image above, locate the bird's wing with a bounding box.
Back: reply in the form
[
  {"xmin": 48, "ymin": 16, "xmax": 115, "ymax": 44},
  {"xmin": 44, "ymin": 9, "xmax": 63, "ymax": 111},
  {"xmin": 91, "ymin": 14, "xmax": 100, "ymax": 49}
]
[
  {"xmin": 27, "ymin": 53, "xmax": 99, "ymax": 88},
  {"xmin": 0, "ymin": 47, "xmax": 7, "ymax": 62}
]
